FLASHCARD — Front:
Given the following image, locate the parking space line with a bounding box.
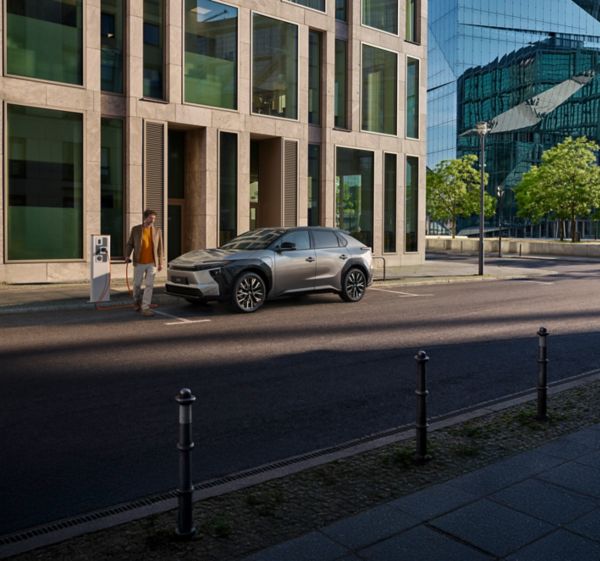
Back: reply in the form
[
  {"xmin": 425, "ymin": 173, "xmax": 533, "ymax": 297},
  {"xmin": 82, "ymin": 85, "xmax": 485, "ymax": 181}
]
[
  {"xmin": 370, "ymin": 287, "xmax": 433, "ymax": 297},
  {"xmin": 153, "ymin": 309, "xmax": 212, "ymax": 325}
]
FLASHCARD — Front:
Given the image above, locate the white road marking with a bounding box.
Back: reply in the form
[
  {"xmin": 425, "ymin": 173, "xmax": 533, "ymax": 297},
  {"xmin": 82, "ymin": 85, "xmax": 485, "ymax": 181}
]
[
  {"xmin": 370, "ymin": 287, "xmax": 433, "ymax": 297},
  {"xmin": 165, "ymin": 319, "xmax": 211, "ymax": 326},
  {"xmin": 153, "ymin": 309, "xmax": 212, "ymax": 325}
]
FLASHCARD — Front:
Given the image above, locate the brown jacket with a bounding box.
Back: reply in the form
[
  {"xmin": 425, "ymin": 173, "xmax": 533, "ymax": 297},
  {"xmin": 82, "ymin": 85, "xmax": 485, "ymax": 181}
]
[{"xmin": 126, "ymin": 224, "xmax": 164, "ymax": 268}]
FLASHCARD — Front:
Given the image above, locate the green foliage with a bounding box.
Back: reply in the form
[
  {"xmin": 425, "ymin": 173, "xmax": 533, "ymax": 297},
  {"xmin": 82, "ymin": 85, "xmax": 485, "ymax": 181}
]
[
  {"xmin": 514, "ymin": 136, "xmax": 600, "ymax": 241},
  {"xmin": 427, "ymin": 155, "xmax": 495, "ymax": 237}
]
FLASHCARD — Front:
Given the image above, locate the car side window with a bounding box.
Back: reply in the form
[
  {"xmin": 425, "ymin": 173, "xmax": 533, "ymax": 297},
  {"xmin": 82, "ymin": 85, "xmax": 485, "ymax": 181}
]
[
  {"xmin": 312, "ymin": 230, "xmax": 340, "ymax": 249},
  {"xmin": 278, "ymin": 231, "xmax": 311, "ymax": 250}
]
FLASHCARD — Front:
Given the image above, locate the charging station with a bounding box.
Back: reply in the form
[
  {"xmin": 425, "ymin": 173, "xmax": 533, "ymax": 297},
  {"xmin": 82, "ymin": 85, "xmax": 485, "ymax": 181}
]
[{"xmin": 90, "ymin": 235, "xmax": 111, "ymax": 303}]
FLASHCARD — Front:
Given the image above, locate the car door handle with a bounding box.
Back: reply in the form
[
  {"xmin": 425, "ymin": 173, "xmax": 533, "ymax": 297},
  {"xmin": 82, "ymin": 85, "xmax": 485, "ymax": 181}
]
[
  {"xmin": 306, "ymin": 257, "xmax": 315, "ymax": 263},
  {"xmin": 339, "ymin": 254, "xmax": 348, "ymax": 260}
]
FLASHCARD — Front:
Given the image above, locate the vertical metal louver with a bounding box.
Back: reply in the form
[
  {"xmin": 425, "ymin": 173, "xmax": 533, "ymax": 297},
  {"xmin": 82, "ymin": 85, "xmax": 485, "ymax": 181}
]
[
  {"xmin": 144, "ymin": 122, "xmax": 165, "ymax": 231},
  {"xmin": 283, "ymin": 140, "xmax": 297, "ymax": 227}
]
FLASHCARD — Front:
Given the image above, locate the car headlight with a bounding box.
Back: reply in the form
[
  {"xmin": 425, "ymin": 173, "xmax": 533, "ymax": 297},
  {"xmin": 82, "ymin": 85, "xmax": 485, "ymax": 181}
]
[{"xmin": 192, "ymin": 261, "xmax": 228, "ymax": 271}]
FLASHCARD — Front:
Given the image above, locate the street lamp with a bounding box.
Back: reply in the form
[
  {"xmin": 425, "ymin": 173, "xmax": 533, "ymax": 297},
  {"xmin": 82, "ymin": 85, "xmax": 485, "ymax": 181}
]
[{"xmin": 475, "ymin": 121, "xmax": 489, "ymax": 276}]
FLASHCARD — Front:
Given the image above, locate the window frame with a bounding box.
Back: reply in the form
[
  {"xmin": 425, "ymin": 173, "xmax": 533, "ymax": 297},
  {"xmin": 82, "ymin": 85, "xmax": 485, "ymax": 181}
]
[
  {"xmin": 359, "ymin": 41, "xmax": 399, "ymax": 137},
  {"xmin": 334, "ymin": 144, "xmax": 375, "ymax": 249},
  {"xmin": 406, "ymin": 55, "xmax": 421, "ymax": 139},
  {"xmin": 281, "ymin": 0, "xmax": 326, "ymax": 15},
  {"xmin": 382, "ymin": 151, "xmax": 398, "ymax": 254},
  {"xmin": 250, "ymin": 11, "xmax": 300, "ymax": 122},
  {"xmin": 4, "ymin": 102, "xmax": 86, "ymax": 263},
  {"xmin": 4, "ymin": 0, "xmax": 86, "ymax": 88},
  {"xmin": 181, "ymin": 0, "xmax": 240, "ymax": 112},
  {"xmin": 360, "ymin": 0, "xmax": 400, "ymax": 37},
  {"xmin": 142, "ymin": 0, "xmax": 168, "ymax": 101},
  {"xmin": 404, "ymin": 153, "xmax": 419, "ymax": 254}
]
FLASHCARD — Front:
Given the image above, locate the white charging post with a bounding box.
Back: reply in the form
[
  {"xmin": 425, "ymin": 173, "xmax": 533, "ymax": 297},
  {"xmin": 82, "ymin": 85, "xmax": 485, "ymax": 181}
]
[{"xmin": 90, "ymin": 235, "xmax": 111, "ymax": 303}]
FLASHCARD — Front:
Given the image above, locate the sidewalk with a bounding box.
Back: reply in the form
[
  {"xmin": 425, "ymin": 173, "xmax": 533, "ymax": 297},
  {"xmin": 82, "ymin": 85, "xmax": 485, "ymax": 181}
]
[
  {"xmin": 239, "ymin": 425, "xmax": 600, "ymax": 561},
  {"xmin": 0, "ymin": 253, "xmax": 558, "ymax": 314}
]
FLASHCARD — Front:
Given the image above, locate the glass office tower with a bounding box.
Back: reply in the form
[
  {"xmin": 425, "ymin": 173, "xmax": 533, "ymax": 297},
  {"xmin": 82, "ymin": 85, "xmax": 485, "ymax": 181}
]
[{"xmin": 428, "ymin": 0, "xmax": 600, "ymax": 232}]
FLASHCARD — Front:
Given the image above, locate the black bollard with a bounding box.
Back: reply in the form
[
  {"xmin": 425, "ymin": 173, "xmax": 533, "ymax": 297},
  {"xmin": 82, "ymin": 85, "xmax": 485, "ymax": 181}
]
[
  {"xmin": 415, "ymin": 350, "xmax": 431, "ymax": 464},
  {"xmin": 536, "ymin": 328, "xmax": 549, "ymax": 421},
  {"xmin": 175, "ymin": 388, "xmax": 197, "ymax": 539}
]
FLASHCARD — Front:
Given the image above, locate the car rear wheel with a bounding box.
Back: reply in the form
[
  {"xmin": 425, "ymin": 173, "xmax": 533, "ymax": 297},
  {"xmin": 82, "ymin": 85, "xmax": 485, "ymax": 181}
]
[
  {"xmin": 340, "ymin": 268, "xmax": 367, "ymax": 302},
  {"xmin": 231, "ymin": 272, "xmax": 266, "ymax": 313}
]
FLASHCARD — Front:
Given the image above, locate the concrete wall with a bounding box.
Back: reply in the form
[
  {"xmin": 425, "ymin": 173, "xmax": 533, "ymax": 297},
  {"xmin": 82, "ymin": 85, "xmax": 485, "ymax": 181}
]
[{"xmin": 427, "ymin": 236, "xmax": 600, "ymax": 258}]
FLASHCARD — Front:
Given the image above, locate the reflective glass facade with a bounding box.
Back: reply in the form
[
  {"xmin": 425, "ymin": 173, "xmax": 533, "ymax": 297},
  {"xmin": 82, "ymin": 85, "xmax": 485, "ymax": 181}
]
[
  {"xmin": 308, "ymin": 144, "xmax": 321, "ymax": 226},
  {"xmin": 7, "ymin": 0, "xmax": 83, "ymax": 85},
  {"xmin": 428, "ymin": 0, "xmax": 600, "ymax": 227},
  {"xmin": 252, "ymin": 14, "xmax": 298, "ymax": 119},
  {"xmin": 184, "ymin": 0, "xmax": 237, "ymax": 109}
]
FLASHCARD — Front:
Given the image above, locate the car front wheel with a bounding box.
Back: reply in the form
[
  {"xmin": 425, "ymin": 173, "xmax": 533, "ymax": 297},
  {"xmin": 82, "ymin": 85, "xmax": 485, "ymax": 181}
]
[
  {"xmin": 340, "ymin": 268, "xmax": 367, "ymax": 302},
  {"xmin": 231, "ymin": 271, "xmax": 267, "ymax": 313}
]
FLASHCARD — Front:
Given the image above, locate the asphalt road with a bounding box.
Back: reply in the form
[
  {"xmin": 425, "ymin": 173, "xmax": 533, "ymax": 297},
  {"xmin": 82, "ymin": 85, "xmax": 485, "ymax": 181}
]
[{"xmin": 2, "ymin": 257, "xmax": 600, "ymax": 535}]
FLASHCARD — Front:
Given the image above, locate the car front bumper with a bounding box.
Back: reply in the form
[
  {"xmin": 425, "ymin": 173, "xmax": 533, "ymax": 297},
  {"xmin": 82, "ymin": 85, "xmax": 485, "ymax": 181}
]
[{"xmin": 166, "ymin": 268, "xmax": 223, "ymax": 301}]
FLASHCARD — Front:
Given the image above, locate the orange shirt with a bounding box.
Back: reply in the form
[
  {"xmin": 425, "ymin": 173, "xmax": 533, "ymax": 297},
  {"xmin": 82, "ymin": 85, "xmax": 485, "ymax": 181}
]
[{"xmin": 139, "ymin": 227, "xmax": 155, "ymax": 264}]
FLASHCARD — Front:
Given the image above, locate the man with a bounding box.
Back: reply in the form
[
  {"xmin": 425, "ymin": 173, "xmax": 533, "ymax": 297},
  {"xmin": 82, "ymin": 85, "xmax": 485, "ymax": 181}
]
[{"xmin": 126, "ymin": 209, "xmax": 164, "ymax": 317}]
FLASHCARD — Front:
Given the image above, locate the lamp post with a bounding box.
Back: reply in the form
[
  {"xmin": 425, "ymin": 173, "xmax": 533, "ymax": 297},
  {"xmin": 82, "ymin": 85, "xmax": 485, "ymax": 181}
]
[
  {"xmin": 497, "ymin": 184, "xmax": 504, "ymax": 258},
  {"xmin": 475, "ymin": 121, "xmax": 489, "ymax": 276}
]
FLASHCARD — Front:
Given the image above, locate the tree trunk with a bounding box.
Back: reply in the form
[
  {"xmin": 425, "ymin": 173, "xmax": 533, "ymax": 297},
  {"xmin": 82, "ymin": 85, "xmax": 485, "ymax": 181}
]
[
  {"xmin": 571, "ymin": 214, "xmax": 577, "ymax": 242},
  {"xmin": 559, "ymin": 219, "xmax": 565, "ymax": 241},
  {"xmin": 451, "ymin": 217, "xmax": 456, "ymax": 239}
]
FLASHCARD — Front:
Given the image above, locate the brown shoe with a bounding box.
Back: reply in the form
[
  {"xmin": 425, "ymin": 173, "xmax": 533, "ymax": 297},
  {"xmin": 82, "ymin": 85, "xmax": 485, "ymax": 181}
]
[
  {"xmin": 133, "ymin": 302, "xmax": 141, "ymax": 312},
  {"xmin": 141, "ymin": 309, "xmax": 155, "ymax": 317}
]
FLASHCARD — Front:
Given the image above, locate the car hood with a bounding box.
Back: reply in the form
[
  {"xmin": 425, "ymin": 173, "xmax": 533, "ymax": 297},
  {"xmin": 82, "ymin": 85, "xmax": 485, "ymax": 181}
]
[{"xmin": 169, "ymin": 248, "xmax": 264, "ymax": 267}]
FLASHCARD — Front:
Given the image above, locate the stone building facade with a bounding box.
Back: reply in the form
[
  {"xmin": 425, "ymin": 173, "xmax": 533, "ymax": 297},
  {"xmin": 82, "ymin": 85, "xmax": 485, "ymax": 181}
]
[{"xmin": 0, "ymin": 0, "xmax": 426, "ymax": 283}]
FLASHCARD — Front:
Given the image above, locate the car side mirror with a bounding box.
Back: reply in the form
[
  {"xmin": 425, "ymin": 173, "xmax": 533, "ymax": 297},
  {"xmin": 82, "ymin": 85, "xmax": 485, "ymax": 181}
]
[{"xmin": 278, "ymin": 241, "xmax": 296, "ymax": 252}]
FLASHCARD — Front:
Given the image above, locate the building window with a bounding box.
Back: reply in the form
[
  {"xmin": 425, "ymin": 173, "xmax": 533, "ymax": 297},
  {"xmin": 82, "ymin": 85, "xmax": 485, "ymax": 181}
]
[
  {"xmin": 362, "ymin": 44, "xmax": 397, "ymax": 135},
  {"xmin": 288, "ymin": 0, "xmax": 325, "ymax": 11},
  {"xmin": 405, "ymin": 156, "xmax": 418, "ymax": 252},
  {"xmin": 335, "ymin": 39, "xmax": 348, "ymax": 129},
  {"xmin": 7, "ymin": 105, "xmax": 83, "ymax": 260},
  {"xmin": 101, "ymin": 119, "xmax": 124, "ymax": 257},
  {"xmin": 407, "ymin": 57, "xmax": 420, "ymax": 138},
  {"xmin": 144, "ymin": 0, "xmax": 165, "ymax": 99},
  {"xmin": 336, "ymin": 148, "xmax": 374, "ymax": 248},
  {"xmin": 184, "ymin": 0, "xmax": 238, "ymax": 109},
  {"xmin": 362, "ymin": 0, "xmax": 397, "ymax": 34},
  {"xmin": 384, "ymin": 153, "xmax": 397, "ymax": 253},
  {"xmin": 6, "ymin": 0, "xmax": 83, "ymax": 85},
  {"xmin": 335, "ymin": 0, "xmax": 348, "ymax": 21},
  {"xmin": 309, "ymin": 31, "xmax": 322, "ymax": 125},
  {"xmin": 308, "ymin": 144, "xmax": 321, "ymax": 226},
  {"xmin": 405, "ymin": 0, "xmax": 418, "ymax": 43},
  {"xmin": 101, "ymin": 0, "xmax": 124, "ymax": 93},
  {"xmin": 252, "ymin": 14, "xmax": 298, "ymax": 120},
  {"xmin": 219, "ymin": 132, "xmax": 238, "ymax": 245}
]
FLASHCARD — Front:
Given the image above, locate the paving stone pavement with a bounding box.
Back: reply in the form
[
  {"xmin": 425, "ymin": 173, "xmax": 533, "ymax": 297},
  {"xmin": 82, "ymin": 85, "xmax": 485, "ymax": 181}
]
[{"xmin": 239, "ymin": 424, "xmax": 600, "ymax": 561}]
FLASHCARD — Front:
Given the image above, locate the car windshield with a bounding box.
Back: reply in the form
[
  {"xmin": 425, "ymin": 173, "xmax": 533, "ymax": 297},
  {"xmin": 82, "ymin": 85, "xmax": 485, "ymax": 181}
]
[{"xmin": 220, "ymin": 229, "xmax": 286, "ymax": 250}]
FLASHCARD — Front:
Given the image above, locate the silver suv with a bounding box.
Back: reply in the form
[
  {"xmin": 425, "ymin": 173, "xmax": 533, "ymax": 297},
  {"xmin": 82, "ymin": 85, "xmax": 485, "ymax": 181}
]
[{"xmin": 166, "ymin": 227, "xmax": 373, "ymax": 312}]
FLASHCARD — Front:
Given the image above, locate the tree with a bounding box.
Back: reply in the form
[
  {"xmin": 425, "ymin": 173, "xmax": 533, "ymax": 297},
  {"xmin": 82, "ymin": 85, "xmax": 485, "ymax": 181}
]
[
  {"xmin": 427, "ymin": 155, "xmax": 496, "ymax": 238},
  {"xmin": 514, "ymin": 136, "xmax": 600, "ymax": 242}
]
